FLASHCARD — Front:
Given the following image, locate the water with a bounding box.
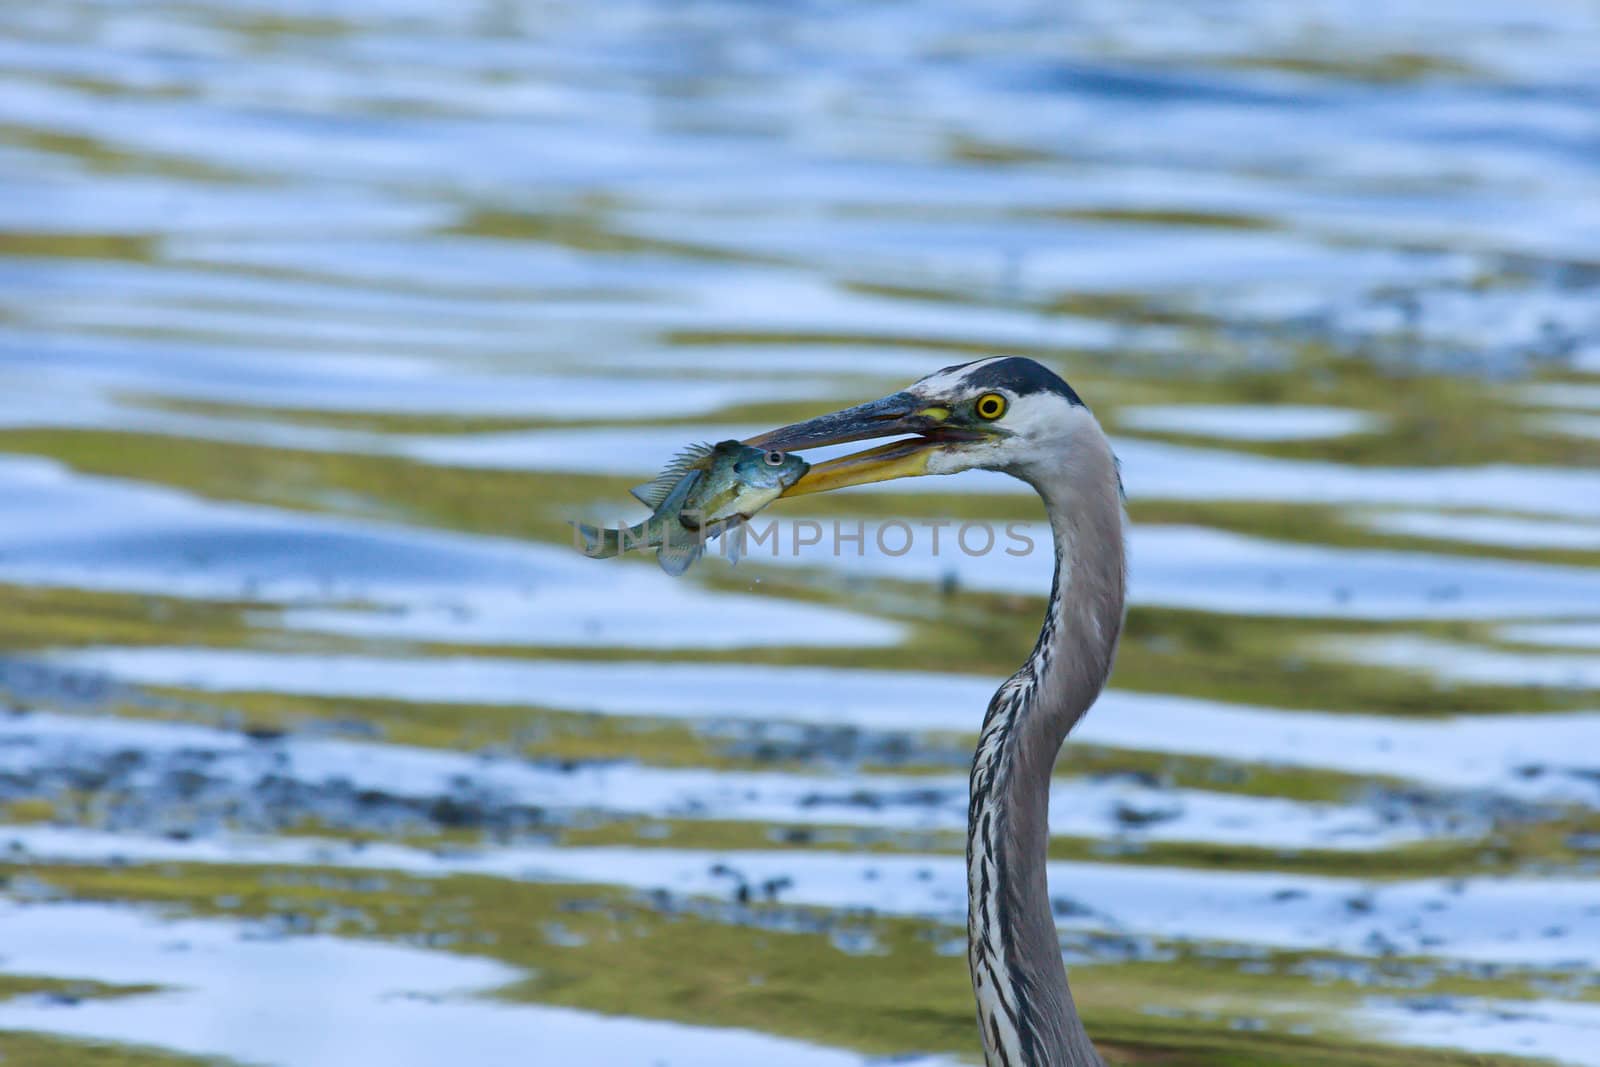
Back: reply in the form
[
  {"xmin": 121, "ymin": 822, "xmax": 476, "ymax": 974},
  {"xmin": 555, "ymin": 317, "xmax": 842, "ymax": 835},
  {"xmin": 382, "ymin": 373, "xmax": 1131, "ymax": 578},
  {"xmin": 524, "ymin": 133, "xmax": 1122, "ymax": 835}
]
[
  {"xmin": 0, "ymin": 901, "xmax": 962, "ymax": 1067},
  {"xmin": 3, "ymin": 1, "xmax": 1600, "ymax": 1065}
]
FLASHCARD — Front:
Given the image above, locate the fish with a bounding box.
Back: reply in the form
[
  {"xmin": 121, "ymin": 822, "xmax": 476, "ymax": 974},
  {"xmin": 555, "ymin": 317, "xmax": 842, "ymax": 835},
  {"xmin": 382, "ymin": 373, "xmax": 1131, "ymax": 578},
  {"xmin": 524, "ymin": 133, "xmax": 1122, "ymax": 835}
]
[{"xmin": 574, "ymin": 440, "xmax": 809, "ymax": 575}]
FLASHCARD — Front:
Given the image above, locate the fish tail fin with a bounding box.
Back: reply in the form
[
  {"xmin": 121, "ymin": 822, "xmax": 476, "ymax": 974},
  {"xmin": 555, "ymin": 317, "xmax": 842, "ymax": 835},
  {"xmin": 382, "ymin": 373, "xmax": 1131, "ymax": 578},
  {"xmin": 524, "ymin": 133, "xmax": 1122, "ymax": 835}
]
[{"xmin": 571, "ymin": 521, "xmax": 621, "ymax": 559}]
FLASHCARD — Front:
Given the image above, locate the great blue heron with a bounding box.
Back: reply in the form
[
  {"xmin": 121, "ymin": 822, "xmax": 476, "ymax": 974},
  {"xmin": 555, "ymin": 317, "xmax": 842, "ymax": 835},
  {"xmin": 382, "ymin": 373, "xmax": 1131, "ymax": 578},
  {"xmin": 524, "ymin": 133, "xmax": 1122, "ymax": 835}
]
[{"xmin": 749, "ymin": 356, "xmax": 1125, "ymax": 1067}]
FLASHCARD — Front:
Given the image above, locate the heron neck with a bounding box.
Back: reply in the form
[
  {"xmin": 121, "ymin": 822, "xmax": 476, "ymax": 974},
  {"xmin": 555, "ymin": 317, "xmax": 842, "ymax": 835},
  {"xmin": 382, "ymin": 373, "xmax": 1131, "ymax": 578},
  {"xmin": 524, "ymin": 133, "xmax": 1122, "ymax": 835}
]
[
  {"xmin": 1028, "ymin": 447, "xmax": 1127, "ymax": 759},
  {"xmin": 967, "ymin": 439, "xmax": 1125, "ymax": 1067}
]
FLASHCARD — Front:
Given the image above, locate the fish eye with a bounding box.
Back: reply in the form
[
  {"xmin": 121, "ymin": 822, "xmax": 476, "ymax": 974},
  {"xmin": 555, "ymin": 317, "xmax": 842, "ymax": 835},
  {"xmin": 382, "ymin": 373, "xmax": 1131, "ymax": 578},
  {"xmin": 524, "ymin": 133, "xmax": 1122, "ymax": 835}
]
[
  {"xmin": 764, "ymin": 450, "xmax": 786, "ymax": 466},
  {"xmin": 975, "ymin": 392, "xmax": 1007, "ymax": 420}
]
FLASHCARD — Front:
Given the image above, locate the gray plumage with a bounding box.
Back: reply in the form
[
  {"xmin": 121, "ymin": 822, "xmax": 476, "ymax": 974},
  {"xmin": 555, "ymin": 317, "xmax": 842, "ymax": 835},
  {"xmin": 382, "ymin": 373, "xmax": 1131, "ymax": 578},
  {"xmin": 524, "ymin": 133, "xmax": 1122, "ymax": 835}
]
[
  {"xmin": 749, "ymin": 356, "xmax": 1129, "ymax": 1066},
  {"xmin": 964, "ymin": 393, "xmax": 1125, "ymax": 1067}
]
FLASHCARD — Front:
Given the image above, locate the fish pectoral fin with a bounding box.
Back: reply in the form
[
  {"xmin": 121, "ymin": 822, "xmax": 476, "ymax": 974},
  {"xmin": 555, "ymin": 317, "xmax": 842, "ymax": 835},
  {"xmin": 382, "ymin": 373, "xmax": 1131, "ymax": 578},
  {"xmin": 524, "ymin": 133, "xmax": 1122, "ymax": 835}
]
[
  {"xmin": 697, "ymin": 518, "xmax": 748, "ymax": 565},
  {"xmin": 655, "ymin": 518, "xmax": 705, "ymax": 576},
  {"xmin": 656, "ymin": 538, "xmax": 703, "ymax": 577},
  {"xmin": 723, "ymin": 521, "xmax": 747, "ymax": 566}
]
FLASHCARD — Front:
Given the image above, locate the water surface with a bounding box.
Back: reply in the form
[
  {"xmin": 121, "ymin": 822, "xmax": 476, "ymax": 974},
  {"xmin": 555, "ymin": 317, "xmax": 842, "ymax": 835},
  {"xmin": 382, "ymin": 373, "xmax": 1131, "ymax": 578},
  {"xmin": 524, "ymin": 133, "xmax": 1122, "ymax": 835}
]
[{"xmin": 3, "ymin": 1, "xmax": 1600, "ymax": 1065}]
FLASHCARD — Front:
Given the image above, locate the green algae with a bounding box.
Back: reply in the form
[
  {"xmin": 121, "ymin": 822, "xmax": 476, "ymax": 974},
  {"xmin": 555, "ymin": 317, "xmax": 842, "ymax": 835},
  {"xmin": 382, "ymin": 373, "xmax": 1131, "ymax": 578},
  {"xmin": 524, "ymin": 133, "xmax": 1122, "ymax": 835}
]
[
  {"xmin": 1115, "ymin": 414, "xmax": 1600, "ymax": 471},
  {"xmin": 1054, "ymin": 746, "xmax": 1371, "ymax": 805},
  {"xmin": 1128, "ymin": 501, "xmax": 1600, "ymax": 570},
  {"xmin": 0, "ymin": 570, "xmax": 1585, "ymax": 726},
  {"xmin": 0, "ymin": 126, "xmax": 246, "ymax": 184},
  {"xmin": 1208, "ymin": 50, "xmax": 1478, "ymax": 83},
  {"xmin": 0, "ymin": 352, "xmax": 1592, "ymax": 1067},
  {"xmin": 1046, "ymin": 208, "xmax": 1282, "ymax": 232},
  {"xmin": 0, "ymin": 799, "xmax": 60, "ymax": 826},
  {"xmin": 118, "ymin": 688, "xmax": 741, "ymax": 771},
  {"xmin": 1109, "ymin": 606, "xmax": 1588, "ymax": 717},
  {"xmin": 0, "ymin": 428, "xmax": 600, "ymax": 544},
  {"xmin": 545, "ymin": 817, "xmax": 1561, "ymax": 882},
  {"xmin": 4, "ymin": 16, "xmax": 1598, "ymax": 1067},
  {"xmin": 3, "ymin": 396, "xmax": 1592, "ymax": 585},
  {"xmin": 1101, "ymin": 359, "xmax": 1600, "ymax": 470},
  {"xmin": 6, "ymin": 423, "xmax": 1575, "ymax": 722},
  {"xmin": 124, "ymin": 394, "xmax": 574, "ymax": 436},
  {"xmin": 693, "ymin": 567, "xmax": 1588, "ymax": 716},
  {"xmin": 0, "ymin": 976, "xmax": 161, "ymax": 1004},
  {"xmin": 0, "ymin": 234, "xmax": 157, "ymax": 263},
  {"xmin": 0, "ymin": 585, "xmax": 259, "ymax": 653},
  {"xmin": 0, "ymin": 1033, "xmax": 227, "ymax": 1067},
  {"xmin": 479, "ymin": 801, "xmax": 1600, "ymax": 882},
  {"xmin": 3, "ymin": 861, "xmax": 1547, "ymax": 1067},
  {"xmin": 447, "ymin": 207, "xmax": 788, "ymax": 265},
  {"xmin": 10, "ymin": 727, "xmax": 1590, "ymax": 885},
  {"xmin": 0, "ymin": 981, "xmax": 200, "ymax": 1067}
]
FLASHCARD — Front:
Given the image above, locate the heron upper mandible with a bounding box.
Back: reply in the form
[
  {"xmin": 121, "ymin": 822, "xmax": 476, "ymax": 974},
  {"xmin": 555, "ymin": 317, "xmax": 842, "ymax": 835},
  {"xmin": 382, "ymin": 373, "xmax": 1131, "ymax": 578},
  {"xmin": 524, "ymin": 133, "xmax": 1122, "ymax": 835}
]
[{"xmin": 750, "ymin": 355, "xmax": 1125, "ymax": 1067}]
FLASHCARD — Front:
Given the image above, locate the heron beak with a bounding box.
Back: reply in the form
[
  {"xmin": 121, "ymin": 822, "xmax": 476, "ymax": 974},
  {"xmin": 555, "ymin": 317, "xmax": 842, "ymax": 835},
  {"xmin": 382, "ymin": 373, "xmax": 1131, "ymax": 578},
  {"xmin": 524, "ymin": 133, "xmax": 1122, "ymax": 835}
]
[{"xmin": 745, "ymin": 392, "xmax": 980, "ymax": 496}]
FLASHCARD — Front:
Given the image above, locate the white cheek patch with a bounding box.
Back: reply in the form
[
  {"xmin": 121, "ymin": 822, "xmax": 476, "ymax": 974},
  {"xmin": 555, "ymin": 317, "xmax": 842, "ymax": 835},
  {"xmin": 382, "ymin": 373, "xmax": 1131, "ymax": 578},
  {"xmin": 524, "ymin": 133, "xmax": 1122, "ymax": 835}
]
[{"xmin": 996, "ymin": 392, "xmax": 1064, "ymax": 437}]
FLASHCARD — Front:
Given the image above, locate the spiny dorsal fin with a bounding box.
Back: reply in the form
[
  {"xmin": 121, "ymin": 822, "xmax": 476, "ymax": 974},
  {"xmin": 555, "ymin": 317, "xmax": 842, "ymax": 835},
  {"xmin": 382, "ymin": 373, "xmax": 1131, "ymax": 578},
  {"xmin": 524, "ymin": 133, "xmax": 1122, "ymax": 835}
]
[
  {"xmin": 628, "ymin": 480, "xmax": 671, "ymax": 508},
  {"xmin": 629, "ymin": 442, "xmax": 717, "ymax": 509}
]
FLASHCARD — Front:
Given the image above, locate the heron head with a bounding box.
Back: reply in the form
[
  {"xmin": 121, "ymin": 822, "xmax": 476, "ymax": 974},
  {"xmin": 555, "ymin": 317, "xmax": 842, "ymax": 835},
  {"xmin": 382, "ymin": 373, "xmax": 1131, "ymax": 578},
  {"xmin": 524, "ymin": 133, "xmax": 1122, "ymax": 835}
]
[{"xmin": 746, "ymin": 356, "xmax": 1095, "ymax": 495}]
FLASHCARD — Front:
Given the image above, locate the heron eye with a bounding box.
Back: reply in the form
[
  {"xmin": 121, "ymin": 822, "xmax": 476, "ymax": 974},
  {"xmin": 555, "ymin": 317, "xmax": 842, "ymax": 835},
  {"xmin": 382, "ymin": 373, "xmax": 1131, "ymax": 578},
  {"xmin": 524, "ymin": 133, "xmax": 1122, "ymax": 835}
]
[
  {"xmin": 975, "ymin": 393, "xmax": 1007, "ymax": 420},
  {"xmin": 764, "ymin": 450, "xmax": 786, "ymax": 466}
]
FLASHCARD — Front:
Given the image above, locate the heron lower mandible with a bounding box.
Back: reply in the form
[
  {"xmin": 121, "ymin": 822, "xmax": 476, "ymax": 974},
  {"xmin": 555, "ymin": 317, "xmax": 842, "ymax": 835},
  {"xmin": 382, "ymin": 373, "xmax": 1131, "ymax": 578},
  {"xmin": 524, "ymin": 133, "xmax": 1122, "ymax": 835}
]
[{"xmin": 750, "ymin": 356, "xmax": 1125, "ymax": 1067}]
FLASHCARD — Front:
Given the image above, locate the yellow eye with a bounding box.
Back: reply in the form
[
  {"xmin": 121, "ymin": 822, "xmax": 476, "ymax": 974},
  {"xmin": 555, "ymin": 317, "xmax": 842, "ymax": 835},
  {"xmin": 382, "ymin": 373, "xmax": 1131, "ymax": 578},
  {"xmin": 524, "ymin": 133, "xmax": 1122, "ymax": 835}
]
[{"xmin": 975, "ymin": 392, "xmax": 1007, "ymax": 420}]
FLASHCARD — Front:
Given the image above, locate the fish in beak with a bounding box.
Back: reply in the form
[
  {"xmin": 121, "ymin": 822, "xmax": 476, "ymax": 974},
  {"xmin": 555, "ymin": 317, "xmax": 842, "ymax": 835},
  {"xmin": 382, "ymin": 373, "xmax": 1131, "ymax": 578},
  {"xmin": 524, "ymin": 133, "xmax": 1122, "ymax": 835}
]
[{"xmin": 744, "ymin": 391, "xmax": 988, "ymax": 496}]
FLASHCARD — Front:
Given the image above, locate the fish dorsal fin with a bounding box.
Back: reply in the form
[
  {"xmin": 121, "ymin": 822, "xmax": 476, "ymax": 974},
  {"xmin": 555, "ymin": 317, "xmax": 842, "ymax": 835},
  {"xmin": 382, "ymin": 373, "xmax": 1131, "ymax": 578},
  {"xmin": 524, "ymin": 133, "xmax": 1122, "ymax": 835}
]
[
  {"xmin": 629, "ymin": 442, "xmax": 717, "ymax": 509},
  {"xmin": 628, "ymin": 480, "xmax": 670, "ymax": 508}
]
